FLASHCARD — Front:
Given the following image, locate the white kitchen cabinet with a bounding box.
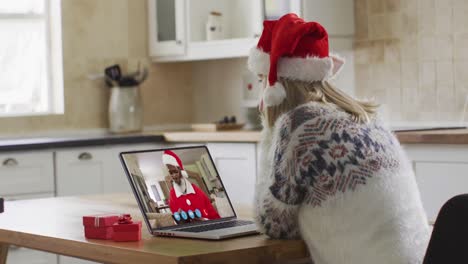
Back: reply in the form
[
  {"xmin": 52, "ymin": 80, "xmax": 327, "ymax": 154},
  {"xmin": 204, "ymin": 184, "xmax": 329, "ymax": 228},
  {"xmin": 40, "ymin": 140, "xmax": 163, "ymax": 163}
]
[
  {"xmin": 147, "ymin": 0, "xmax": 265, "ymax": 61},
  {"xmin": 206, "ymin": 143, "xmax": 257, "ymax": 207},
  {"xmin": 148, "ymin": 0, "xmax": 186, "ymax": 56},
  {"xmin": 56, "ymin": 148, "xmax": 109, "ymax": 196},
  {"xmin": 56, "ymin": 144, "xmax": 163, "ymax": 197},
  {"xmin": 3, "ymin": 193, "xmax": 57, "ymax": 264},
  {"xmin": 0, "ymin": 152, "xmax": 54, "ymax": 196},
  {"xmin": 404, "ymin": 144, "xmax": 468, "ymax": 222}
]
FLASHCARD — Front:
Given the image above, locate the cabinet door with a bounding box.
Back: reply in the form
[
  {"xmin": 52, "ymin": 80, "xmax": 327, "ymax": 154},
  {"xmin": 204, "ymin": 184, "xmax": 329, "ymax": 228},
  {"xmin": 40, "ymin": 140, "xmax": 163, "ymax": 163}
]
[
  {"xmin": 404, "ymin": 144, "xmax": 468, "ymax": 222},
  {"xmin": 56, "ymin": 148, "xmax": 109, "ymax": 196},
  {"xmin": 4, "ymin": 193, "xmax": 57, "ymax": 264},
  {"xmin": 414, "ymin": 162, "xmax": 468, "ymax": 222},
  {"xmin": 206, "ymin": 143, "xmax": 257, "ymax": 207},
  {"xmin": 148, "ymin": 0, "xmax": 185, "ymax": 56},
  {"xmin": 0, "ymin": 152, "xmax": 54, "ymax": 196}
]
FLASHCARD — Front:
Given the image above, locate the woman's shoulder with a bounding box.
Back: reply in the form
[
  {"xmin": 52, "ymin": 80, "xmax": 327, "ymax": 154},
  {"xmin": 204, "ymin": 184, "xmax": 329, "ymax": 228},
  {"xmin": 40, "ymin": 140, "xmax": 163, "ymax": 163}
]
[{"xmin": 273, "ymin": 101, "xmax": 347, "ymax": 134}]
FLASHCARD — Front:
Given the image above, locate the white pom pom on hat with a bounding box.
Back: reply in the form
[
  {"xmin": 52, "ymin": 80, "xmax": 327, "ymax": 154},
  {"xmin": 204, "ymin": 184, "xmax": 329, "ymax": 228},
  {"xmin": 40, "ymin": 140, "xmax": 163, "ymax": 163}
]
[{"xmin": 263, "ymin": 82, "xmax": 287, "ymax": 107}]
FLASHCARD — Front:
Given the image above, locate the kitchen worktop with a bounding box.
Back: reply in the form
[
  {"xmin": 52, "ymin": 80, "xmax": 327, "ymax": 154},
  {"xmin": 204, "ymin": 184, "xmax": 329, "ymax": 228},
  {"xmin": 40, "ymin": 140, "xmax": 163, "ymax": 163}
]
[
  {"xmin": 0, "ymin": 133, "xmax": 164, "ymax": 152},
  {"xmin": 162, "ymin": 128, "xmax": 468, "ymax": 144},
  {"xmin": 0, "ymin": 128, "xmax": 467, "ymax": 152}
]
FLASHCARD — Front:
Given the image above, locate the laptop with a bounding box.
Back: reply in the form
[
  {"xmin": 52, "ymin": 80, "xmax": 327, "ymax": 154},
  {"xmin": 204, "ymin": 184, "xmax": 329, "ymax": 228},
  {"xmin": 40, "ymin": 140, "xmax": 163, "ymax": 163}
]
[{"xmin": 119, "ymin": 145, "xmax": 258, "ymax": 240}]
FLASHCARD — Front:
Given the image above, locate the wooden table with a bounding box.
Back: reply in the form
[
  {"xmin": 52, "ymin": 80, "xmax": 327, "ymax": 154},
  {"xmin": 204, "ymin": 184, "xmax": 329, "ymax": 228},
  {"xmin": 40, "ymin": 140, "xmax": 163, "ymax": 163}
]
[{"xmin": 0, "ymin": 194, "xmax": 308, "ymax": 264}]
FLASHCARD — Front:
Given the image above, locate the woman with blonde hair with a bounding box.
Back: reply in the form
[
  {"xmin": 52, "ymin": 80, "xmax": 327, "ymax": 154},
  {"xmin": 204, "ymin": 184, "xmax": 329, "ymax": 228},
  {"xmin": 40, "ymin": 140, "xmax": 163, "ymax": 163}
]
[{"xmin": 249, "ymin": 14, "xmax": 431, "ymax": 263}]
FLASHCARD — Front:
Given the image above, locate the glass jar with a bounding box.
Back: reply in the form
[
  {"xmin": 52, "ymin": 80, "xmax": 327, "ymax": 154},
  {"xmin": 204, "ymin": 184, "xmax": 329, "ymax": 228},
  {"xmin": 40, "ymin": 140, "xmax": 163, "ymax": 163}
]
[{"xmin": 108, "ymin": 85, "xmax": 143, "ymax": 133}]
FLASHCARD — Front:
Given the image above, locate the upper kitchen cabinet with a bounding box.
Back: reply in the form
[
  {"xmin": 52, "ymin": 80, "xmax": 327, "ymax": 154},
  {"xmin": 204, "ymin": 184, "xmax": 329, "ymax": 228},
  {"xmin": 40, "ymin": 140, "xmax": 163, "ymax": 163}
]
[{"xmin": 147, "ymin": 0, "xmax": 301, "ymax": 62}]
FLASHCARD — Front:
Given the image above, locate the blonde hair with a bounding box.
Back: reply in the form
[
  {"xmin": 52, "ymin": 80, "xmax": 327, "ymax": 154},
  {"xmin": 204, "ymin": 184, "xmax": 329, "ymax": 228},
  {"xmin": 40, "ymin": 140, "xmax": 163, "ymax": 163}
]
[{"xmin": 263, "ymin": 78, "xmax": 378, "ymax": 127}]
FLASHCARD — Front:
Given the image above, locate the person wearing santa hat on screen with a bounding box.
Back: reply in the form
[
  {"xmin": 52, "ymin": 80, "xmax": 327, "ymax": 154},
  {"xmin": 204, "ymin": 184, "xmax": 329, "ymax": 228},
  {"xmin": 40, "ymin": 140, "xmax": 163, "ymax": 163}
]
[{"xmin": 162, "ymin": 150, "xmax": 220, "ymax": 220}]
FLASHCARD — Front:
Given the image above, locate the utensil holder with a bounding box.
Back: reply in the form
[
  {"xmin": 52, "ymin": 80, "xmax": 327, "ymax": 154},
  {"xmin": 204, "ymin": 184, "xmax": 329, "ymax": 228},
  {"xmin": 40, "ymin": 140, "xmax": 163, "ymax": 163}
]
[{"xmin": 108, "ymin": 86, "xmax": 143, "ymax": 133}]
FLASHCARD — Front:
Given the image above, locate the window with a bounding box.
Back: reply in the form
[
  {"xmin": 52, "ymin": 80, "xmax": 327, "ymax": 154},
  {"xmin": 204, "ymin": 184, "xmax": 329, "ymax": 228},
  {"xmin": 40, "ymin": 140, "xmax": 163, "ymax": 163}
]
[{"xmin": 0, "ymin": 0, "xmax": 63, "ymax": 117}]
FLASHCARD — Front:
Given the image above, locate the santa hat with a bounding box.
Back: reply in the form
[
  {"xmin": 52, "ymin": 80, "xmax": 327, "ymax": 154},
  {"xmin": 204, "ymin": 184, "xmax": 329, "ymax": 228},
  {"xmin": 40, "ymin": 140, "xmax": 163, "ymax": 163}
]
[
  {"xmin": 162, "ymin": 150, "xmax": 188, "ymax": 178},
  {"xmin": 248, "ymin": 13, "xmax": 345, "ymax": 107}
]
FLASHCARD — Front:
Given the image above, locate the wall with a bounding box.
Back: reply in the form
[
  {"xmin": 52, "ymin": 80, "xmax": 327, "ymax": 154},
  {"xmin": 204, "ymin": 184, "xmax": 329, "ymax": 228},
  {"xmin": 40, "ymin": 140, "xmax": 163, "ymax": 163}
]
[
  {"xmin": 191, "ymin": 58, "xmax": 247, "ymax": 123},
  {"xmin": 354, "ymin": 0, "xmax": 468, "ymax": 122},
  {"xmin": 0, "ymin": 0, "xmax": 193, "ymax": 136}
]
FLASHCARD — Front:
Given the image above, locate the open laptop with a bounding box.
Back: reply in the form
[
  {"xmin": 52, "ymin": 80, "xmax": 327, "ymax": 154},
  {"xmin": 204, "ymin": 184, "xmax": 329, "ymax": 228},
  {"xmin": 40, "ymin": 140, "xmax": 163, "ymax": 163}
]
[{"xmin": 119, "ymin": 145, "xmax": 258, "ymax": 240}]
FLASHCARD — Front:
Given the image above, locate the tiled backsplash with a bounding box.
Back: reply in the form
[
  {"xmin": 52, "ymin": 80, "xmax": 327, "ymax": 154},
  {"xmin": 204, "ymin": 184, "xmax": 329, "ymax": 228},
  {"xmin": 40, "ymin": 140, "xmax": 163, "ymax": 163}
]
[{"xmin": 354, "ymin": 0, "xmax": 468, "ymax": 122}]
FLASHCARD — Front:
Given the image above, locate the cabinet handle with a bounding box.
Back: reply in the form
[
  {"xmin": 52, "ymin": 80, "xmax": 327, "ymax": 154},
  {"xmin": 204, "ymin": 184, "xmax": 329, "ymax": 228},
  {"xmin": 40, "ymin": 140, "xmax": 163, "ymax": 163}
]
[
  {"xmin": 2, "ymin": 158, "xmax": 18, "ymax": 167},
  {"xmin": 176, "ymin": 39, "xmax": 182, "ymax": 45},
  {"xmin": 78, "ymin": 152, "xmax": 93, "ymax": 161}
]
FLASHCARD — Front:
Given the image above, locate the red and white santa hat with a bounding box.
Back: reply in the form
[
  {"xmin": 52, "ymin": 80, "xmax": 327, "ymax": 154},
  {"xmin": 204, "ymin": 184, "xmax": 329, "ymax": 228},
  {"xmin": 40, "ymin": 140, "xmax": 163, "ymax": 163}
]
[
  {"xmin": 248, "ymin": 13, "xmax": 345, "ymax": 107},
  {"xmin": 162, "ymin": 150, "xmax": 188, "ymax": 178}
]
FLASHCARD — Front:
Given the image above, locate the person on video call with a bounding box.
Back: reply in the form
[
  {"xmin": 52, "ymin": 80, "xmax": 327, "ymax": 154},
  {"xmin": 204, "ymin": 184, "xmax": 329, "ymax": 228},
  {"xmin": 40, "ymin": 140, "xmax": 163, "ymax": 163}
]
[{"xmin": 162, "ymin": 150, "xmax": 220, "ymax": 220}]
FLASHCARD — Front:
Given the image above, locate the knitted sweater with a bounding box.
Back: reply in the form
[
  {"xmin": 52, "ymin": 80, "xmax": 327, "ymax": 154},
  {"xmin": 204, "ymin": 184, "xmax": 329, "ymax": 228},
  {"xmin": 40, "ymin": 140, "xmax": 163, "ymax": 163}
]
[{"xmin": 255, "ymin": 102, "xmax": 430, "ymax": 264}]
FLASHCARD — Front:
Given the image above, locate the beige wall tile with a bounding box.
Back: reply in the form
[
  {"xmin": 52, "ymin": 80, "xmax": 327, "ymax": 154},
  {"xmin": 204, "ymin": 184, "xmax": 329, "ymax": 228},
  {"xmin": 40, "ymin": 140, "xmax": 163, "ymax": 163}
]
[
  {"xmin": 369, "ymin": 0, "xmax": 385, "ymax": 14},
  {"xmin": 437, "ymin": 85, "xmax": 457, "ymax": 120},
  {"xmin": 191, "ymin": 58, "xmax": 247, "ymax": 123},
  {"xmin": 128, "ymin": 0, "xmax": 149, "ymax": 57},
  {"xmin": 400, "ymin": 36, "xmax": 419, "ymax": 60},
  {"xmin": 401, "ymin": 10, "xmax": 418, "ymax": 36},
  {"xmin": 401, "ymin": 60, "xmax": 419, "ymax": 90},
  {"xmin": 62, "ymin": 0, "xmax": 129, "ymax": 59},
  {"xmin": 385, "ymin": 0, "xmax": 401, "ymax": 12},
  {"xmin": 384, "ymin": 39, "xmax": 401, "ymax": 63},
  {"xmin": 419, "ymin": 0, "xmax": 436, "ymax": 12},
  {"xmin": 355, "ymin": 0, "xmax": 368, "ymax": 40},
  {"xmin": 418, "ymin": 36, "xmax": 435, "ymax": 61},
  {"xmin": 435, "ymin": 0, "xmax": 453, "ymax": 35},
  {"xmin": 453, "ymin": 0, "xmax": 468, "ymax": 33},
  {"xmin": 418, "ymin": 3, "xmax": 436, "ymax": 36},
  {"xmin": 434, "ymin": 35, "xmax": 453, "ymax": 60},
  {"xmin": 436, "ymin": 60, "xmax": 454, "ymax": 87},
  {"xmin": 454, "ymin": 60, "xmax": 468, "ymax": 88},
  {"xmin": 369, "ymin": 14, "xmax": 390, "ymax": 39},
  {"xmin": 387, "ymin": 12, "xmax": 403, "ymax": 38},
  {"xmin": 419, "ymin": 61, "xmax": 436, "ymax": 88},
  {"xmin": 355, "ymin": 40, "xmax": 385, "ymax": 64},
  {"xmin": 454, "ymin": 33, "xmax": 468, "ymax": 59}
]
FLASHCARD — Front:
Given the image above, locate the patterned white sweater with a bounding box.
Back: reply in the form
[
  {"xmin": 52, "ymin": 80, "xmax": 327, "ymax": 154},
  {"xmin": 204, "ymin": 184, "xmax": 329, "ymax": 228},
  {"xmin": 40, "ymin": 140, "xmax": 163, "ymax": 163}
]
[{"xmin": 255, "ymin": 102, "xmax": 430, "ymax": 264}]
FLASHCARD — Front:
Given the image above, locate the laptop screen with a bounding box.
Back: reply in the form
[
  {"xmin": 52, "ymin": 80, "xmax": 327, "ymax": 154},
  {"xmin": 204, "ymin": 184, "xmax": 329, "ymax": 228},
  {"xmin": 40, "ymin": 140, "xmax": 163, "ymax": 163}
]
[{"xmin": 120, "ymin": 146, "xmax": 236, "ymax": 230}]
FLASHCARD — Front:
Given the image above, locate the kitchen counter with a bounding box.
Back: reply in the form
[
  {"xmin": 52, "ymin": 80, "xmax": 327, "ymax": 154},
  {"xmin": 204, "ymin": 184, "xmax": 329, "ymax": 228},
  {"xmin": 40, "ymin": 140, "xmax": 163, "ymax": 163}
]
[
  {"xmin": 0, "ymin": 133, "xmax": 164, "ymax": 152},
  {"xmin": 0, "ymin": 128, "xmax": 467, "ymax": 152},
  {"xmin": 163, "ymin": 130, "xmax": 261, "ymax": 143},
  {"xmin": 163, "ymin": 128, "xmax": 468, "ymax": 145},
  {"xmin": 395, "ymin": 128, "xmax": 468, "ymax": 144}
]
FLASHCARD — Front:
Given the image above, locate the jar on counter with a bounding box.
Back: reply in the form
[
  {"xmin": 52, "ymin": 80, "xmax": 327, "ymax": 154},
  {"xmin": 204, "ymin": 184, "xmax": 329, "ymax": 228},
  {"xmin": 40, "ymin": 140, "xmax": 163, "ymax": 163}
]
[{"xmin": 108, "ymin": 84, "xmax": 143, "ymax": 134}]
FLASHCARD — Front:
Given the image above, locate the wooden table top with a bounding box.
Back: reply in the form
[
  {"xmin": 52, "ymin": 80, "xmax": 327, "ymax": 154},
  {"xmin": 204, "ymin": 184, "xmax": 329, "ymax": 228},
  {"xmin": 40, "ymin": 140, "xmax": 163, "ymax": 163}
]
[{"xmin": 0, "ymin": 194, "xmax": 308, "ymax": 264}]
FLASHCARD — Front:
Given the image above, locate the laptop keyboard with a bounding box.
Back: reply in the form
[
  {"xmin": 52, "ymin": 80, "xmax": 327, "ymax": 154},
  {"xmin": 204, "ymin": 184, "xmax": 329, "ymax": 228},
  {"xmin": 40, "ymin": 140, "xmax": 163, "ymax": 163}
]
[{"xmin": 175, "ymin": 220, "xmax": 253, "ymax": 233}]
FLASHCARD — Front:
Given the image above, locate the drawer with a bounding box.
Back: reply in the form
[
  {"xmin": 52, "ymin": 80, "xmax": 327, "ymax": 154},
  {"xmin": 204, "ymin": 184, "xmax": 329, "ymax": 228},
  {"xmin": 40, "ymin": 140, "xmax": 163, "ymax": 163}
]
[
  {"xmin": 0, "ymin": 152, "xmax": 54, "ymax": 196},
  {"xmin": 7, "ymin": 246, "xmax": 57, "ymax": 264}
]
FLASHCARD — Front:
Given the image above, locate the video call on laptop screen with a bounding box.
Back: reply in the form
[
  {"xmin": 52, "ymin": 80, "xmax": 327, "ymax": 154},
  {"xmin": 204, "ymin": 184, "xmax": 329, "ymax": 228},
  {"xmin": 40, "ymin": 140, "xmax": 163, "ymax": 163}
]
[{"xmin": 121, "ymin": 147, "xmax": 235, "ymax": 229}]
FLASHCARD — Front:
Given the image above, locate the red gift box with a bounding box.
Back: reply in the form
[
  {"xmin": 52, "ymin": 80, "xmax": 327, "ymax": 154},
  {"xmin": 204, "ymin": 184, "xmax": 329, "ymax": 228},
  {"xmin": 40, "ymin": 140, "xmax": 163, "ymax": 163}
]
[
  {"xmin": 112, "ymin": 214, "xmax": 142, "ymax": 242},
  {"xmin": 83, "ymin": 214, "xmax": 120, "ymax": 240}
]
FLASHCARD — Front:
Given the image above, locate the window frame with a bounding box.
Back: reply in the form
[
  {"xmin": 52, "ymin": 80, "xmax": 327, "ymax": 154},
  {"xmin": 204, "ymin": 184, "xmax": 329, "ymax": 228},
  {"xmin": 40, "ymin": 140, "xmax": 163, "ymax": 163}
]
[{"xmin": 0, "ymin": 0, "xmax": 64, "ymax": 117}]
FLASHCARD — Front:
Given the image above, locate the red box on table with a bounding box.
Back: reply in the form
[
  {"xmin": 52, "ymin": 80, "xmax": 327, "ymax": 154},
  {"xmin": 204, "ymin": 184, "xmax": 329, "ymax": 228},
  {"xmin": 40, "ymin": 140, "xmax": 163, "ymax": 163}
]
[
  {"xmin": 112, "ymin": 214, "xmax": 142, "ymax": 242},
  {"xmin": 82, "ymin": 214, "xmax": 120, "ymax": 240}
]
